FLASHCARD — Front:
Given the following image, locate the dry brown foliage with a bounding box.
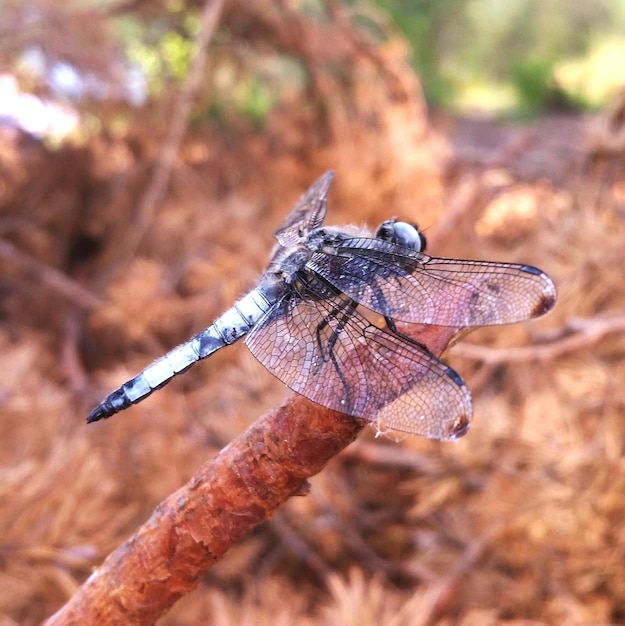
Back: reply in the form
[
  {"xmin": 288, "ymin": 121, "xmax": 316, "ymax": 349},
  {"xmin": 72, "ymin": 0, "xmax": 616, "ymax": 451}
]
[{"xmin": 2, "ymin": 2, "xmax": 625, "ymax": 625}]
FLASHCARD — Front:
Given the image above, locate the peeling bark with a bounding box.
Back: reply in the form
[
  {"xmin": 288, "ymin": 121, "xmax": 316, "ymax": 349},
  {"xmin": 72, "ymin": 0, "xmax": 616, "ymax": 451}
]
[{"xmin": 44, "ymin": 398, "xmax": 367, "ymax": 625}]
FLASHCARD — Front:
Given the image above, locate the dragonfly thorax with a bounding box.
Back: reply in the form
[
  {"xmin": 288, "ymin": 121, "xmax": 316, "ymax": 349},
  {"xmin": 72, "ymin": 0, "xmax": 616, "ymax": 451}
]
[{"xmin": 267, "ymin": 242, "xmax": 313, "ymax": 286}]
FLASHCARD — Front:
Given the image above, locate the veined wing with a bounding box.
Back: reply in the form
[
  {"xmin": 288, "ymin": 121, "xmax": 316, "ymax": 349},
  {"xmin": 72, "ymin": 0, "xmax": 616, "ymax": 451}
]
[
  {"xmin": 308, "ymin": 237, "xmax": 557, "ymax": 327},
  {"xmin": 244, "ymin": 283, "xmax": 472, "ymax": 441},
  {"xmin": 273, "ymin": 171, "xmax": 334, "ymax": 247}
]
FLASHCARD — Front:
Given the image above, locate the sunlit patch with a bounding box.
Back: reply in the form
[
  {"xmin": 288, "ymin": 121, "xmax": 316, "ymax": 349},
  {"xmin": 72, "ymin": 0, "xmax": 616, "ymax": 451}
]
[
  {"xmin": 0, "ymin": 73, "xmax": 79, "ymax": 142},
  {"xmin": 475, "ymin": 181, "xmax": 571, "ymax": 241},
  {"xmin": 612, "ymin": 180, "xmax": 625, "ymax": 212},
  {"xmin": 475, "ymin": 184, "xmax": 539, "ymax": 239}
]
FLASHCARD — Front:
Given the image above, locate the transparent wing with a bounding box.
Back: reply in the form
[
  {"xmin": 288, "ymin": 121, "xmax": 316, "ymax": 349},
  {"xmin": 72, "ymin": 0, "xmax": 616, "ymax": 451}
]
[
  {"xmin": 244, "ymin": 285, "xmax": 472, "ymax": 441},
  {"xmin": 273, "ymin": 171, "xmax": 334, "ymax": 247},
  {"xmin": 307, "ymin": 237, "xmax": 557, "ymax": 327}
]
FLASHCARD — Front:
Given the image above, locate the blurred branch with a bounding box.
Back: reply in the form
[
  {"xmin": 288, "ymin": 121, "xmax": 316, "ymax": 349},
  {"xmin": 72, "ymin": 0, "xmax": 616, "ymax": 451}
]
[
  {"xmin": 268, "ymin": 513, "xmax": 333, "ymax": 583},
  {"xmin": 0, "ymin": 238, "xmax": 103, "ymax": 310},
  {"xmin": 94, "ymin": 0, "xmax": 225, "ymax": 292},
  {"xmin": 44, "ymin": 396, "xmax": 367, "ymax": 625},
  {"xmin": 342, "ymin": 439, "xmax": 441, "ymax": 475},
  {"xmin": 454, "ymin": 313, "xmax": 625, "ymax": 364}
]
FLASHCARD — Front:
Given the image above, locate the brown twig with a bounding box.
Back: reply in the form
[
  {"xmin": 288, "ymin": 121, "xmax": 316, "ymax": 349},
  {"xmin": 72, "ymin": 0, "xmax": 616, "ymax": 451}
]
[
  {"xmin": 0, "ymin": 238, "xmax": 103, "ymax": 310},
  {"xmin": 43, "ymin": 397, "xmax": 367, "ymax": 626},
  {"xmin": 454, "ymin": 313, "xmax": 625, "ymax": 365},
  {"xmin": 94, "ymin": 0, "xmax": 225, "ymax": 292},
  {"xmin": 268, "ymin": 513, "xmax": 334, "ymax": 583},
  {"xmin": 415, "ymin": 529, "xmax": 496, "ymax": 624},
  {"xmin": 341, "ymin": 440, "xmax": 440, "ymax": 475}
]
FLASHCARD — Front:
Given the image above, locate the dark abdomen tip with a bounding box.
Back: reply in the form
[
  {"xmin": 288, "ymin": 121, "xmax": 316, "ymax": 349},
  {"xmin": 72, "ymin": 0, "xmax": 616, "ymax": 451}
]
[{"xmin": 87, "ymin": 404, "xmax": 113, "ymax": 423}]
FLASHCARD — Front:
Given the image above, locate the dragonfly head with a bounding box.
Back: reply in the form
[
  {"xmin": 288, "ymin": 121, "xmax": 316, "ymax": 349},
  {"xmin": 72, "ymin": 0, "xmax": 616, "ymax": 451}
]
[{"xmin": 375, "ymin": 219, "xmax": 426, "ymax": 252}]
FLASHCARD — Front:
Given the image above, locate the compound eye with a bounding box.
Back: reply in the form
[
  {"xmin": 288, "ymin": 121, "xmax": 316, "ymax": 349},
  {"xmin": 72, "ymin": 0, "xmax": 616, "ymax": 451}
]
[
  {"xmin": 376, "ymin": 220, "xmax": 425, "ymax": 252},
  {"xmin": 374, "ymin": 220, "xmax": 395, "ymax": 242},
  {"xmin": 393, "ymin": 221, "xmax": 425, "ymax": 252},
  {"xmin": 417, "ymin": 229, "xmax": 427, "ymax": 251}
]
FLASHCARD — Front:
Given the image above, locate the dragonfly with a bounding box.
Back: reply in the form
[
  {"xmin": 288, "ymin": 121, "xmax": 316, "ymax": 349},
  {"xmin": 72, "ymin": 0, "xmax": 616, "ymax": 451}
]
[{"xmin": 87, "ymin": 171, "xmax": 556, "ymax": 440}]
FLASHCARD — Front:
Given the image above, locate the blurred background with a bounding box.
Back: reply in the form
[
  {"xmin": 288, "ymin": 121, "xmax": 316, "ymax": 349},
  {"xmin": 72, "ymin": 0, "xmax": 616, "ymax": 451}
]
[{"xmin": 2, "ymin": 1, "xmax": 625, "ymax": 624}]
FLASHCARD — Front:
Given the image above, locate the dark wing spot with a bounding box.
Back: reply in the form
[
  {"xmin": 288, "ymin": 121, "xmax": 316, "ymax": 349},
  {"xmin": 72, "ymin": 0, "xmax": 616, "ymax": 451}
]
[
  {"xmin": 448, "ymin": 413, "xmax": 471, "ymax": 439},
  {"xmin": 531, "ymin": 293, "xmax": 556, "ymax": 317}
]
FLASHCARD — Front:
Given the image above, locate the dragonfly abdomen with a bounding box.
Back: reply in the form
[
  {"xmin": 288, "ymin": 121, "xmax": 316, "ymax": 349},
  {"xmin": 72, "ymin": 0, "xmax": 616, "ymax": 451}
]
[{"xmin": 87, "ymin": 288, "xmax": 273, "ymax": 423}]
